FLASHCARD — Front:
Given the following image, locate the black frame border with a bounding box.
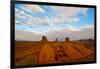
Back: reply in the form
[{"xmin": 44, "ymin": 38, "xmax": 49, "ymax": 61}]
[{"xmin": 10, "ymin": 1, "xmax": 97, "ymax": 68}]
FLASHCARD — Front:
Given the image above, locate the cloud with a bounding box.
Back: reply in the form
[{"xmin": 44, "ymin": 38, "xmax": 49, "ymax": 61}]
[
  {"xmin": 44, "ymin": 25, "xmax": 94, "ymax": 41},
  {"xmin": 15, "ymin": 5, "xmax": 88, "ymax": 28},
  {"xmin": 50, "ymin": 6, "xmax": 88, "ymax": 17},
  {"xmin": 69, "ymin": 28, "xmax": 94, "ymax": 40},
  {"xmin": 45, "ymin": 6, "xmax": 88, "ymax": 25},
  {"xmin": 44, "ymin": 26, "xmax": 77, "ymax": 41},
  {"xmin": 15, "ymin": 30, "xmax": 43, "ymax": 41},
  {"xmin": 50, "ymin": 15, "xmax": 80, "ymax": 24},
  {"xmin": 25, "ymin": 4, "xmax": 45, "ymax": 13},
  {"xmin": 15, "ymin": 25, "xmax": 94, "ymax": 41},
  {"xmin": 15, "ymin": 4, "xmax": 94, "ymax": 41},
  {"xmin": 15, "ymin": 6, "xmax": 48, "ymax": 26},
  {"xmin": 47, "ymin": 6, "xmax": 87, "ymax": 24},
  {"xmin": 15, "ymin": 4, "xmax": 45, "ymax": 20},
  {"xmin": 18, "ymin": 4, "xmax": 45, "ymax": 13}
]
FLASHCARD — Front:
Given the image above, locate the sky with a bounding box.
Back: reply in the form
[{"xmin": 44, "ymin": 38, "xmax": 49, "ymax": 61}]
[{"xmin": 15, "ymin": 3, "xmax": 95, "ymax": 41}]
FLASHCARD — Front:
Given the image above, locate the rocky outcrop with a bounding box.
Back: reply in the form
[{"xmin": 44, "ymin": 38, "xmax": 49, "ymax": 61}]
[
  {"xmin": 41, "ymin": 36, "xmax": 48, "ymax": 42},
  {"xmin": 65, "ymin": 37, "xmax": 70, "ymax": 42}
]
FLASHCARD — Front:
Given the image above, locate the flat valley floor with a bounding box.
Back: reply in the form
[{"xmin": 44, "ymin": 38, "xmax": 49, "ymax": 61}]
[{"xmin": 15, "ymin": 40, "xmax": 95, "ymax": 67}]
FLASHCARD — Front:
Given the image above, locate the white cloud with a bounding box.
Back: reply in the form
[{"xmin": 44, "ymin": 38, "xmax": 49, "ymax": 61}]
[
  {"xmin": 26, "ymin": 4, "xmax": 45, "ymax": 13},
  {"xmin": 44, "ymin": 6, "xmax": 88, "ymax": 25},
  {"xmin": 50, "ymin": 6, "xmax": 88, "ymax": 17},
  {"xmin": 15, "ymin": 8, "xmax": 25, "ymax": 14},
  {"xmin": 21, "ymin": 5, "xmax": 33, "ymax": 13},
  {"xmin": 15, "ymin": 25, "xmax": 94, "ymax": 41},
  {"xmin": 15, "ymin": 5, "xmax": 94, "ymax": 41},
  {"xmin": 18, "ymin": 4, "xmax": 45, "ymax": 13},
  {"xmin": 43, "ymin": 25, "xmax": 94, "ymax": 41},
  {"xmin": 15, "ymin": 30, "xmax": 43, "ymax": 41},
  {"xmin": 70, "ymin": 25, "xmax": 94, "ymax": 40},
  {"xmin": 15, "ymin": 5, "xmax": 88, "ymax": 27},
  {"xmin": 50, "ymin": 15, "xmax": 80, "ymax": 24},
  {"xmin": 15, "ymin": 7, "xmax": 48, "ymax": 26}
]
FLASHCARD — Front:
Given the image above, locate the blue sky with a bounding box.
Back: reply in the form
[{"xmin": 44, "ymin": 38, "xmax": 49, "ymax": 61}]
[{"xmin": 15, "ymin": 4, "xmax": 95, "ymax": 41}]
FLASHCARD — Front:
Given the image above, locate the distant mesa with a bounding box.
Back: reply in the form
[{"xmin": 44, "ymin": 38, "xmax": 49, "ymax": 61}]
[
  {"xmin": 79, "ymin": 39, "xmax": 94, "ymax": 42},
  {"xmin": 88, "ymin": 39, "xmax": 94, "ymax": 41},
  {"xmin": 41, "ymin": 36, "xmax": 48, "ymax": 42},
  {"xmin": 41, "ymin": 36, "xmax": 93, "ymax": 42},
  {"xmin": 65, "ymin": 37, "xmax": 70, "ymax": 42},
  {"xmin": 41, "ymin": 36, "xmax": 70, "ymax": 42},
  {"xmin": 55, "ymin": 39, "xmax": 58, "ymax": 42}
]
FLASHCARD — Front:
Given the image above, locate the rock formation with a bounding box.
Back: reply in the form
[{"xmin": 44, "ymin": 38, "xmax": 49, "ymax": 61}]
[
  {"xmin": 41, "ymin": 36, "xmax": 48, "ymax": 42},
  {"xmin": 65, "ymin": 37, "xmax": 70, "ymax": 42}
]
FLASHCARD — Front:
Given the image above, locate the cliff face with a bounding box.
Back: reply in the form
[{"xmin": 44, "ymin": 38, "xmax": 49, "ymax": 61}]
[
  {"xmin": 65, "ymin": 38, "xmax": 70, "ymax": 42},
  {"xmin": 41, "ymin": 36, "xmax": 70, "ymax": 42},
  {"xmin": 41, "ymin": 36, "xmax": 48, "ymax": 42}
]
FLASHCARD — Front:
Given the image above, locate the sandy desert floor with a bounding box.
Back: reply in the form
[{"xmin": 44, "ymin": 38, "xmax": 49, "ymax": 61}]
[{"xmin": 15, "ymin": 40, "xmax": 95, "ymax": 67}]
